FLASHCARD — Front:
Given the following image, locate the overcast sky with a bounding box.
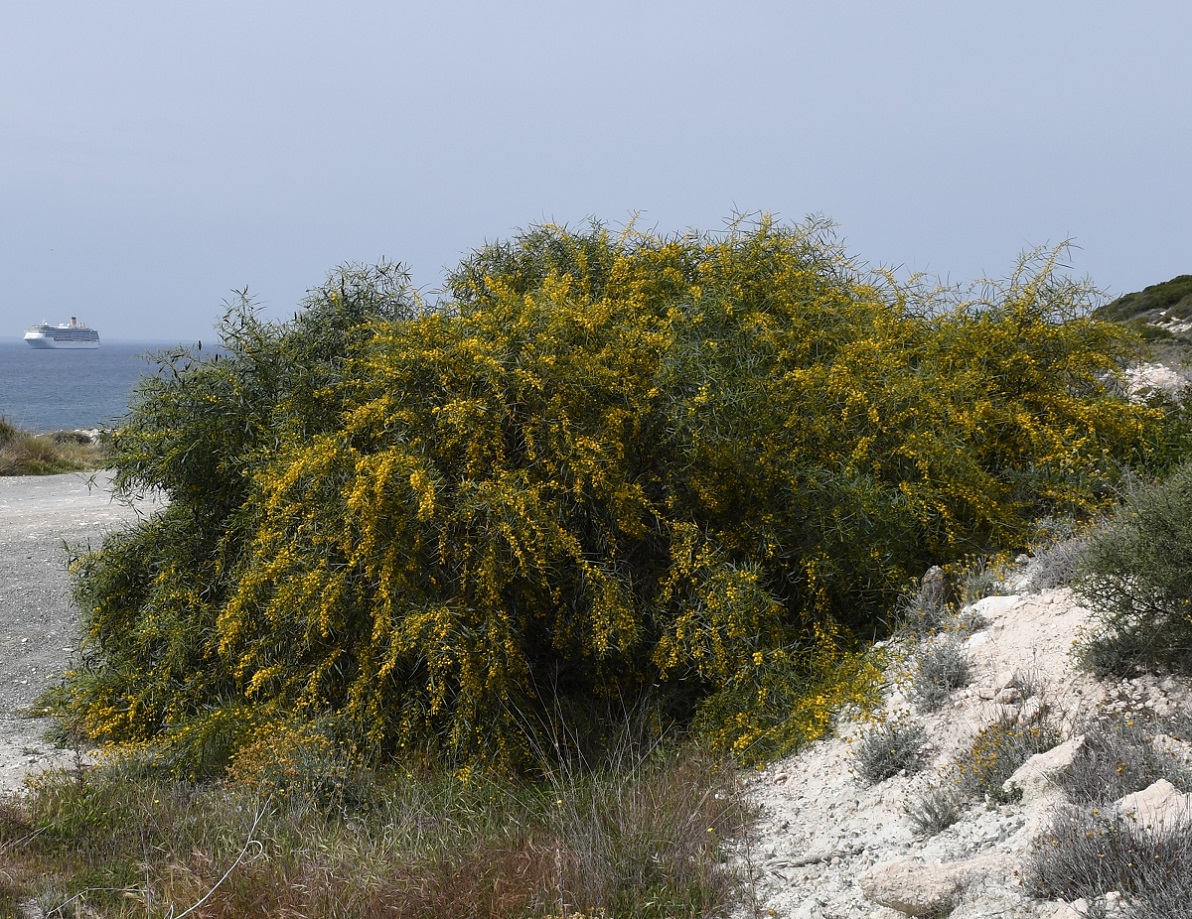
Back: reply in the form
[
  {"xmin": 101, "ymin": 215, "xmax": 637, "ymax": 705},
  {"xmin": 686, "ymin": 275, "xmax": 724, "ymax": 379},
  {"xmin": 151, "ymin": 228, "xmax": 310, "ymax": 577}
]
[{"xmin": 2, "ymin": 1, "xmax": 1189, "ymax": 343}]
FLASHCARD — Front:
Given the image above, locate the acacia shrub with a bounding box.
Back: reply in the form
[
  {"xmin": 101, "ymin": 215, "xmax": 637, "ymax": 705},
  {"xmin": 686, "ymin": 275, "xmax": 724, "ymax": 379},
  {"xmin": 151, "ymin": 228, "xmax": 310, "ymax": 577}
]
[
  {"xmin": 67, "ymin": 262, "xmax": 421, "ymax": 757},
  {"xmin": 67, "ymin": 220, "xmax": 1156, "ymax": 771}
]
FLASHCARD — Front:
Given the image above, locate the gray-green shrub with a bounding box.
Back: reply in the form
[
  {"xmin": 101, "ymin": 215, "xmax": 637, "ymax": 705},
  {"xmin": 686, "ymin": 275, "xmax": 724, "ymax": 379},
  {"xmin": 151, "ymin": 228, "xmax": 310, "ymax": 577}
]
[
  {"xmin": 1075, "ymin": 461, "xmax": 1192, "ymax": 677},
  {"xmin": 910, "ymin": 641, "xmax": 971, "ymax": 712},
  {"xmin": 855, "ymin": 720, "xmax": 928, "ymax": 785},
  {"xmin": 1024, "ymin": 807, "xmax": 1192, "ymax": 911}
]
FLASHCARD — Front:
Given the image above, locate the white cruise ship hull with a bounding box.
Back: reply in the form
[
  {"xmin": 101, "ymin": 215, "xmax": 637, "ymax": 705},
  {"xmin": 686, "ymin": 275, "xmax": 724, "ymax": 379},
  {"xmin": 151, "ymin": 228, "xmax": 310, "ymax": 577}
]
[{"xmin": 24, "ymin": 319, "xmax": 101, "ymax": 349}]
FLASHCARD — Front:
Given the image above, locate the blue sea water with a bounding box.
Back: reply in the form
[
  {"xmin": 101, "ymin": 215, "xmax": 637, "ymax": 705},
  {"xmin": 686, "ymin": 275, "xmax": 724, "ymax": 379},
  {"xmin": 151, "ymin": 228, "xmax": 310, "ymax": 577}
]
[{"xmin": 0, "ymin": 339, "xmax": 183, "ymax": 433}]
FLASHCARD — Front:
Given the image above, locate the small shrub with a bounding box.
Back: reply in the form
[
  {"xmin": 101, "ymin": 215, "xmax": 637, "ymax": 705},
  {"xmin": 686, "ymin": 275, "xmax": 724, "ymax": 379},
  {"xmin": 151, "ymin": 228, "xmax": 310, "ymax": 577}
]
[
  {"xmin": 1026, "ymin": 531, "xmax": 1093, "ymax": 592},
  {"xmin": 1060, "ymin": 712, "xmax": 1192, "ymax": 805},
  {"xmin": 1075, "ymin": 460, "xmax": 1192, "ymax": 677},
  {"xmin": 1024, "ymin": 807, "xmax": 1192, "ymax": 909},
  {"xmin": 952, "ymin": 702, "xmax": 1062, "ymax": 801},
  {"xmin": 855, "ymin": 720, "xmax": 928, "ymax": 785},
  {"xmin": 226, "ymin": 719, "xmax": 376, "ymax": 812},
  {"xmin": 895, "ymin": 568, "xmax": 951, "ymax": 637},
  {"xmin": 905, "ymin": 784, "xmax": 963, "ymax": 837},
  {"xmin": 910, "ymin": 641, "xmax": 971, "ymax": 712},
  {"xmin": 955, "ymin": 555, "xmax": 1009, "ymax": 604},
  {"xmin": 951, "ymin": 604, "xmax": 989, "ymax": 636}
]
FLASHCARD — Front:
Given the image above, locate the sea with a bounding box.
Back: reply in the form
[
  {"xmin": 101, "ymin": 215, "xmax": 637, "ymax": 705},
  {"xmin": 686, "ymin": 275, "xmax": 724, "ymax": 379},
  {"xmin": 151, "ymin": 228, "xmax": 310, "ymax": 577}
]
[{"xmin": 0, "ymin": 339, "xmax": 188, "ymax": 433}]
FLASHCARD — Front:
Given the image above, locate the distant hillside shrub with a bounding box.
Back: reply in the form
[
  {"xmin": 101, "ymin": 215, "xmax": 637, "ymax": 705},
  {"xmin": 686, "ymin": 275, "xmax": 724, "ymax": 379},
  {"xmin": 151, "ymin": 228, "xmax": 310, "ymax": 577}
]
[
  {"xmin": 1095, "ymin": 274, "xmax": 1192, "ymax": 323},
  {"xmin": 65, "ymin": 219, "xmax": 1158, "ymax": 773}
]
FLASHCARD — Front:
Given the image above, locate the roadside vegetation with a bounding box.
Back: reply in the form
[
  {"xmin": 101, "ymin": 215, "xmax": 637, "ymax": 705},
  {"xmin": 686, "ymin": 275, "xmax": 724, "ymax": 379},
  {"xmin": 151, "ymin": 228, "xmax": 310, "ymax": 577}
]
[
  {"xmin": 0, "ymin": 729, "xmax": 751, "ymax": 919},
  {"xmin": 0, "ymin": 418, "xmax": 106, "ymax": 475},
  {"xmin": 4, "ymin": 216, "xmax": 1189, "ymax": 915}
]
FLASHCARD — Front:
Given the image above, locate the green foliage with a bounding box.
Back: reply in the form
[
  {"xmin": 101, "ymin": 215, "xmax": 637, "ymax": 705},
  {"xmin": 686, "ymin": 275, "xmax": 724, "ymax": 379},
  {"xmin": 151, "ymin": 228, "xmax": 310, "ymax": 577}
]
[
  {"xmin": 0, "ymin": 417, "xmax": 106, "ymax": 475},
  {"xmin": 1095, "ymin": 274, "xmax": 1192, "ymax": 323},
  {"xmin": 1075, "ymin": 461, "xmax": 1192, "ymax": 677},
  {"xmin": 65, "ymin": 218, "xmax": 1159, "ymax": 773}
]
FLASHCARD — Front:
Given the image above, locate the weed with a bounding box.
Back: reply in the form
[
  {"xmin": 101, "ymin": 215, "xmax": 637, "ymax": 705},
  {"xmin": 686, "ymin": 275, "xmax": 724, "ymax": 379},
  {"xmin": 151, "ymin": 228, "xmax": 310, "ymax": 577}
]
[
  {"xmin": 0, "ymin": 418, "xmax": 107, "ymax": 476},
  {"xmin": 0, "ymin": 736, "xmax": 751, "ymax": 918}
]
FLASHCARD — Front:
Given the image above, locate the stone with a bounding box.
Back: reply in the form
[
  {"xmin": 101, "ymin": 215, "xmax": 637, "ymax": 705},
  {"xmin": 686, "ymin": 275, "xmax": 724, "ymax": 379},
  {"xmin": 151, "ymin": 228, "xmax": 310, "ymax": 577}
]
[
  {"xmin": 964, "ymin": 595, "xmax": 1021, "ymax": 623},
  {"xmin": 1050, "ymin": 899, "xmax": 1091, "ymax": 919},
  {"xmin": 1024, "ymin": 800, "xmax": 1083, "ymax": 843},
  {"xmin": 859, "ymin": 854, "xmax": 1008, "ymax": 917},
  {"xmin": 1018, "ymin": 695, "xmax": 1046, "ymax": 727},
  {"xmin": 1115, "ymin": 778, "xmax": 1192, "ymax": 831},
  {"xmin": 860, "ymin": 858, "xmax": 961, "ymax": 916},
  {"xmin": 993, "ymin": 670, "xmax": 1017, "ymax": 692},
  {"xmin": 1005, "ymin": 735, "xmax": 1084, "ymax": 805}
]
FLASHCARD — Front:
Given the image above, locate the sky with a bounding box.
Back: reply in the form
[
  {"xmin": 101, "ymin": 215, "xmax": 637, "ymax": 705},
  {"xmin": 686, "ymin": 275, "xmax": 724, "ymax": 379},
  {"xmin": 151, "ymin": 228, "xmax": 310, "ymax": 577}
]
[{"xmin": 2, "ymin": 1, "xmax": 1190, "ymax": 344}]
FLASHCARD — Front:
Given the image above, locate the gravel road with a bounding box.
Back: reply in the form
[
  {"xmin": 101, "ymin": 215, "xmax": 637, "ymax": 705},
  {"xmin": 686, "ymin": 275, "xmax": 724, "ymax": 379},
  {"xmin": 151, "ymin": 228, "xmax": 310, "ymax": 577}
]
[{"xmin": 0, "ymin": 471, "xmax": 158, "ymax": 791}]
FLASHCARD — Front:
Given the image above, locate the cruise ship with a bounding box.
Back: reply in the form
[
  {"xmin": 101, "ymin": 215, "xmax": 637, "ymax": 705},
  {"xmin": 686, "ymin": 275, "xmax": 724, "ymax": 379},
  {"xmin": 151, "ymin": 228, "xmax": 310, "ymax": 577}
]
[{"xmin": 23, "ymin": 318, "xmax": 101, "ymax": 349}]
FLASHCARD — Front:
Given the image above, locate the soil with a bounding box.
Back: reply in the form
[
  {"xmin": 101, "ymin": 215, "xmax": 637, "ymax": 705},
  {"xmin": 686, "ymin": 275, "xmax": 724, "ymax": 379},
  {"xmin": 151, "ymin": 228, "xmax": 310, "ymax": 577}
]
[{"xmin": 0, "ymin": 471, "xmax": 158, "ymax": 792}]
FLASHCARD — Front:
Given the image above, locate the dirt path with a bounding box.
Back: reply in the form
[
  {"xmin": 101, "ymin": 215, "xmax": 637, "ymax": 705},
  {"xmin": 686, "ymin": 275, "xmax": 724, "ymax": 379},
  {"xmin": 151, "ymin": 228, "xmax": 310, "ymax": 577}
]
[{"xmin": 0, "ymin": 471, "xmax": 158, "ymax": 791}]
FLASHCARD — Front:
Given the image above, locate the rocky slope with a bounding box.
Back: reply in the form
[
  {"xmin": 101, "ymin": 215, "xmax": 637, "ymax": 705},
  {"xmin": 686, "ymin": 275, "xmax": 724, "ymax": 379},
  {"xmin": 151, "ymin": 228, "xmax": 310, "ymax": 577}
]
[{"xmin": 737, "ymin": 567, "xmax": 1192, "ymax": 918}]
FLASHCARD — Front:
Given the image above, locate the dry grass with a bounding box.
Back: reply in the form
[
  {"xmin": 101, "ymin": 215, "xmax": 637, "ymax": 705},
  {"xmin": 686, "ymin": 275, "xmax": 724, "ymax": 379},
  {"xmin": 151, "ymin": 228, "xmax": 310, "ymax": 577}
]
[
  {"xmin": 0, "ymin": 418, "xmax": 107, "ymax": 475},
  {"xmin": 0, "ymin": 737, "xmax": 754, "ymax": 919}
]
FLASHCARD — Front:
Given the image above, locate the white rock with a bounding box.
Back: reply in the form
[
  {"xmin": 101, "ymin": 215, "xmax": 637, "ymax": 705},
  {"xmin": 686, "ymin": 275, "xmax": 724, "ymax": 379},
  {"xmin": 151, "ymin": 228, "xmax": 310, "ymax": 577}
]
[
  {"xmin": 859, "ymin": 854, "xmax": 1008, "ymax": 917},
  {"xmin": 964, "ymin": 595, "xmax": 1021, "ymax": 622},
  {"xmin": 994, "ymin": 669, "xmax": 1018, "ymax": 691},
  {"xmin": 1005, "ymin": 735, "xmax": 1084, "ymax": 805},
  {"xmin": 1018, "ymin": 695, "xmax": 1046, "ymax": 727},
  {"xmin": 1050, "ymin": 898, "xmax": 1091, "ymax": 919},
  {"xmin": 1115, "ymin": 778, "xmax": 1192, "ymax": 831}
]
